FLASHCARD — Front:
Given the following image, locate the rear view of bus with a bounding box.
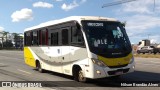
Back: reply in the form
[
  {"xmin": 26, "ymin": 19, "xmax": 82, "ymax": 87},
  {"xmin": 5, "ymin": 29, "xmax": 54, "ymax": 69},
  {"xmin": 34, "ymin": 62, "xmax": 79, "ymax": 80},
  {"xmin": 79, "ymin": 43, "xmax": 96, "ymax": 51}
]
[{"xmin": 81, "ymin": 19, "xmax": 135, "ymax": 80}]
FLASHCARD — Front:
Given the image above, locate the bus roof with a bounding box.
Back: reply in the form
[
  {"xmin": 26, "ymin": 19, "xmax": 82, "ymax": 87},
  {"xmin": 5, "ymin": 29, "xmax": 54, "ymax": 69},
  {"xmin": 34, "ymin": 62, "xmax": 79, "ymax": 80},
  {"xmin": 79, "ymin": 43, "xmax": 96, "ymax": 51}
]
[{"xmin": 24, "ymin": 16, "xmax": 118, "ymax": 32}]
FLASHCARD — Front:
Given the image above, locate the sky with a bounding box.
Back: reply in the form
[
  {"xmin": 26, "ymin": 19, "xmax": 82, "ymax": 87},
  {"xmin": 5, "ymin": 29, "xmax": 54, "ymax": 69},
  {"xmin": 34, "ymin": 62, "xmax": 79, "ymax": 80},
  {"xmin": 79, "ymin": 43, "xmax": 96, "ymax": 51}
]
[{"xmin": 0, "ymin": 0, "xmax": 160, "ymax": 44}]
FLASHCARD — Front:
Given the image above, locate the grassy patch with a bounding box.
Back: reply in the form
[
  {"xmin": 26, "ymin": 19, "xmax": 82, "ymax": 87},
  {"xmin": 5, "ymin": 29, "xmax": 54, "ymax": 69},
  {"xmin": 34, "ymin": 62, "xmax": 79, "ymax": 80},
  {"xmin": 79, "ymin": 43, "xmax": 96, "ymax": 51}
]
[{"xmin": 134, "ymin": 54, "xmax": 160, "ymax": 58}]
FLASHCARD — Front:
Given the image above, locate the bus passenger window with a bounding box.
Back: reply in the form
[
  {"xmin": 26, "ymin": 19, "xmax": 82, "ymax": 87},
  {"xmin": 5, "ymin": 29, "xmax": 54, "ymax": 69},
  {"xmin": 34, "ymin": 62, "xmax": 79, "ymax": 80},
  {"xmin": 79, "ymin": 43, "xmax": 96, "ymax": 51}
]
[
  {"xmin": 71, "ymin": 27, "xmax": 84, "ymax": 46},
  {"xmin": 24, "ymin": 32, "xmax": 32, "ymax": 46},
  {"xmin": 33, "ymin": 31, "xmax": 38, "ymax": 45},
  {"xmin": 42, "ymin": 30, "xmax": 46, "ymax": 45},
  {"xmin": 38, "ymin": 30, "xmax": 42, "ymax": 45},
  {"xmin": 51, "ymin": 32, "xmax": 58, "ymax": 46},
  {"xmin": 62, "ymin": 29, "xmax": 68, "ymax": 45}
]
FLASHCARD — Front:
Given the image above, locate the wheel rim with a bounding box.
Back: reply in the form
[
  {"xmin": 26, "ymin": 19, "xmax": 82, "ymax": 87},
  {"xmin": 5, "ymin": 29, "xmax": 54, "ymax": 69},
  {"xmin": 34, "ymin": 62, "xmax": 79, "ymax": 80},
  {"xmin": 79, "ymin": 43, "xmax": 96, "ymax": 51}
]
[
  {"xmin": 37, "ymin": 63, "xmax": 41, "ymax": 72},
  {"xmin": 78, "ymin": 70, "xmax": 85, "ymax": 82},
  {"xmin": 36, "ymin": 64, "xmax": 39, "ymax": 70}
]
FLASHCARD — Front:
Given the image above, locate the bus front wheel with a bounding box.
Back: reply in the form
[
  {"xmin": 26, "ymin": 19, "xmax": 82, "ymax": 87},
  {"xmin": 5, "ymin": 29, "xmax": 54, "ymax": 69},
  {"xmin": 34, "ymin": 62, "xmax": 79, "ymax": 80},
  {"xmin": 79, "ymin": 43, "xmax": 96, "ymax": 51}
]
[{"xmin": 73, "ymin": 66, "xmax": 87, "ymax": 82}]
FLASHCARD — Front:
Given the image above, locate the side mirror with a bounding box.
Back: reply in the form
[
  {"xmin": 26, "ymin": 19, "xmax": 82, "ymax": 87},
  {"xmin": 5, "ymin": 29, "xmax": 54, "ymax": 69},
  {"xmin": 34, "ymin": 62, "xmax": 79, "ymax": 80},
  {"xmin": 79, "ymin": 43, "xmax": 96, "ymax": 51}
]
[
  {"xmin": 121, "ymin": 21, "xmax": 126, "ymax": 27},
  {"xmin": 138, "ymin": 42, "xmax": 142, "ymax": 45}
]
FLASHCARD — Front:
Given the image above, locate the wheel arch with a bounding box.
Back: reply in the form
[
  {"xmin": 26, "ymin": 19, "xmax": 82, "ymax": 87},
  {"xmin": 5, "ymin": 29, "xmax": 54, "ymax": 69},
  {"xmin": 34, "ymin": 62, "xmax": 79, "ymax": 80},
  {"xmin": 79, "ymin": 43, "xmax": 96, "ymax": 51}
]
[
  {"xmin": 72, "ymin": 64, "xmax": 87, "ymax": 82},
  {"xmin": 72, "ymin": 64, "xmax": 82, "ymax": 77},
  {"xmin": 35, "ymin": 59, "xmax": 40, "ymax": 67}
]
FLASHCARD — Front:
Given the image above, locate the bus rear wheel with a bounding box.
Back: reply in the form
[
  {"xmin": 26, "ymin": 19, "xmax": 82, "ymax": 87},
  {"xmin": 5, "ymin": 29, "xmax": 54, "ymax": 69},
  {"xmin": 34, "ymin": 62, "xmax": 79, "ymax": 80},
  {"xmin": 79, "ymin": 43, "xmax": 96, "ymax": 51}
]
[{"xmin": 36, "ymin": 61, "xmax": 44, "ymax": 73}]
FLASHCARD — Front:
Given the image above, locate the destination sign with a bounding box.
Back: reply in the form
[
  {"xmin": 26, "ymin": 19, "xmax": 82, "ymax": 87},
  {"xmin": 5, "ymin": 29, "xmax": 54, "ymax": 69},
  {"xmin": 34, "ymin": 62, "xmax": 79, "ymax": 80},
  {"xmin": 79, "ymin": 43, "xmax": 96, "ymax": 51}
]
[{"xmin": 87, "ymin": 23, "xmax": 104, "ymax": 27}]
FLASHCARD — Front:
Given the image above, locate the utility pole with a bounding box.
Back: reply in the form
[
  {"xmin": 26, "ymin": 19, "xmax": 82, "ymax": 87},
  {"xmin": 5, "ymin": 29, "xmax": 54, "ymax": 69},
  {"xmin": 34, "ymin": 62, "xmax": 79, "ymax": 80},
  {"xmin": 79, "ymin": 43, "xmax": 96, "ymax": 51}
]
[{"xmin": 154, "ymin": 0, "xmax": 155, "ymax": 11}]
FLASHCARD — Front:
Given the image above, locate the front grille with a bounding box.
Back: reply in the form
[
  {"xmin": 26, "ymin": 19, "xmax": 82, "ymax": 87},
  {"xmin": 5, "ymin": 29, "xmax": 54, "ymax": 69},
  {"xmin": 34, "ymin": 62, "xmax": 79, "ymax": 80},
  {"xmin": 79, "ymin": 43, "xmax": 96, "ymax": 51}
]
[
  {"xmin": 108, "ymin": 64, "xmax": 128, "ymax": 68},
  {"xmin": 108, "ymin": 68, "xmax": 130, "ymax": 75}
]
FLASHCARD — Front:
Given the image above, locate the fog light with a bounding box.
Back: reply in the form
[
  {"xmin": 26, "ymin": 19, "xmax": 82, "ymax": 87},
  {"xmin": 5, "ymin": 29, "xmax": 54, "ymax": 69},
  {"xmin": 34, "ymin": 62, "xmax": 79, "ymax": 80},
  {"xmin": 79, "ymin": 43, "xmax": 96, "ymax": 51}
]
[
  {"xmin": 133, "ymin": 65, "xmax": 135, "ymax": 69},
  {"xmin": 96, "ymin": 70, "xmax": 101, "ymax": 74}
]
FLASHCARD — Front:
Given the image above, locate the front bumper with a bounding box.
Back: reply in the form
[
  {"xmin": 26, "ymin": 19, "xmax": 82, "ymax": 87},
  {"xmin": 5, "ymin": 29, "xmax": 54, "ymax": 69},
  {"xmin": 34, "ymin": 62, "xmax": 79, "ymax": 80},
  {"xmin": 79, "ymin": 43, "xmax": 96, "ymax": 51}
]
[{"xmin": 90, "ymin": 63, "xmax": 135, "ymax": 79}]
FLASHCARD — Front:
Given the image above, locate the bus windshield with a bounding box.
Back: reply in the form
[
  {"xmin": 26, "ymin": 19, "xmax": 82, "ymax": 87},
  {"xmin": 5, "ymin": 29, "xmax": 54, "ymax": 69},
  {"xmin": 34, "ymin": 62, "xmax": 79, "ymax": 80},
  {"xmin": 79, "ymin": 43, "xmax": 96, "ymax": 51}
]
[{"xmin": 82, "ymin": 21, "xmax": 132, "ymax": 58}]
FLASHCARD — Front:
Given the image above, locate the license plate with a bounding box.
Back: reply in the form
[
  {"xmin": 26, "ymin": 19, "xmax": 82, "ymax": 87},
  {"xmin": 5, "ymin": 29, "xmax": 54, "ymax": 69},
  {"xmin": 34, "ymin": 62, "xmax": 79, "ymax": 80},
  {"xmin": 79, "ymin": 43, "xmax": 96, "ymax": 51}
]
[{"xmin": 115, "ymin": 71, "xmax": 123, "ymax": 75}]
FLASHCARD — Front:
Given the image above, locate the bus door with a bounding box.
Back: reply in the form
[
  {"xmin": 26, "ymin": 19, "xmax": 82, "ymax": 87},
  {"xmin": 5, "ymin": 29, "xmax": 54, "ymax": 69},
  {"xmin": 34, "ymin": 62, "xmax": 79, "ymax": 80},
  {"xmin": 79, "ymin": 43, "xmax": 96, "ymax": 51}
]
[
  {"xmin": 61, "ymin": 28, "xmax": 71, "ymax": 74},
  {"xmin": 50, "ymin": 30, "xmax": 63, "ymax": 73}
]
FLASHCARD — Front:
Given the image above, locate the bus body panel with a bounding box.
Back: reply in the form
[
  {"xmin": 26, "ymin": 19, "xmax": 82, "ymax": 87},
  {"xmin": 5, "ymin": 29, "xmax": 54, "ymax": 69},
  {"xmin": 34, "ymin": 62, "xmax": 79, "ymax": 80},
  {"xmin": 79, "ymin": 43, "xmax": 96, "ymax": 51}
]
[
  {"xmin": 24, "ymin": 46, "xmax": 89, "ymax": 76},
  {"xmin": 24, "ymin": 47, "xmax": 36, "ymax": 68},
  {"xmin": 83, "ymin": 52, "xmax": 134, "ymax": 79},
  {"xmin": 24, "ymin": 45, "xmax": 134, "ymax": 79},
  {"xmin": 91, "ymin": 62, "xmax": 135, "ymax": 79},
  {"xmin": 97, "ymin": 53, "xmax": 132, "ymax": 67}
]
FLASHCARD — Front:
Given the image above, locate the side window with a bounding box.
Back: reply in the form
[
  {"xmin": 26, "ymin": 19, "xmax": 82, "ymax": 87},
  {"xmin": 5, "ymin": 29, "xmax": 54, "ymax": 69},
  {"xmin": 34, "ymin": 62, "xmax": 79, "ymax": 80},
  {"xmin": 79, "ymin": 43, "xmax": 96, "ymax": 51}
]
[
  {"xmin": 24, "ymin": 33, "xmax": 27, "ymax": 46},
  {"xmin": 24, "ymin": 33, "xmax": 26, "ymax": 46},
  {"xmin": 25, "ymin": 32, "xmax": 31, "ymax": 46},
  {"xmin": 39, "ymin": 29, "xmax": 48, "ymax": 45},
  {"xmin": 71, "ymin": 27, "xmax": 77, "ymax": 43},
  {"xmin": 46, "ymin": 29, "xmax": 48, "ymax": 45},
  {"xmin": 33, "ymin": 31, "xmax": 38, "ymax": 45},
  {"xmin": 71, "ymin": 26, "xmax": 84, "ymax": 46},
  {"xmin": 30, "ymin": 32, "xmax": 33, "ymax": 45},
  {"xmin": 51, "ymin": 32, "xmax": 58, "ymax": 46},
  {"xmin": 42, "ymin": 30, "xmax": 46, "ymax": 45},
  {"xmin": 62, "ymin": 29, "xmax": 69, "ymax": 45},
  {"xmin": 25, "ymin": 29, "xmax": 48, "ymax": 46},
  {"xmin": 38, "ymin": 30, "xmax": 41, "ymax": 45}
]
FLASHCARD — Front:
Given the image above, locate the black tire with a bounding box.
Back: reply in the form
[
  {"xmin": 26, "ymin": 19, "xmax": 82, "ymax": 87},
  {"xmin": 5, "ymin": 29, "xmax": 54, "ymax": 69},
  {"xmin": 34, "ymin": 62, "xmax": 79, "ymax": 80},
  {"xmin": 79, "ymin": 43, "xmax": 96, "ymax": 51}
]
[
  {"xmin": 36, "ymin": 61, "xmax": 44, "ymax": 73},
  {"xmin": 74, "ymin": 68, "xmax": 87, "ymax": 82},
  {"xmin": 154, "ymin": 52, "xmax": 157, "ymax": 54}
]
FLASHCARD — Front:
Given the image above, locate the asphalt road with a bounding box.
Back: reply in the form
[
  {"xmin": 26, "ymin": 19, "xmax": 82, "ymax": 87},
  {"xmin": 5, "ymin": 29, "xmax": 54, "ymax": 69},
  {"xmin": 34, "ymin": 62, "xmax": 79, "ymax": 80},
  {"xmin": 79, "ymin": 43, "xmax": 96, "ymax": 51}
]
[{"xmin": 0, "ymin": 50, "xmax": 160, "ymax": 90}]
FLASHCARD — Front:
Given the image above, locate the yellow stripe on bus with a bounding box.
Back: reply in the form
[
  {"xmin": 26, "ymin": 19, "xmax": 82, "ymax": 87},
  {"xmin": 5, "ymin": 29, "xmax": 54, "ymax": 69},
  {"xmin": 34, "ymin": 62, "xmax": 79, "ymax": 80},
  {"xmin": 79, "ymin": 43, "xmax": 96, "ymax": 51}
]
[
  {"xmin": 98, "ymin": 53, "xmax": 132, "ymax": 67},
  {"xmin": 24, "ymin": 47, "xmax": 36, "ymax": 67}
]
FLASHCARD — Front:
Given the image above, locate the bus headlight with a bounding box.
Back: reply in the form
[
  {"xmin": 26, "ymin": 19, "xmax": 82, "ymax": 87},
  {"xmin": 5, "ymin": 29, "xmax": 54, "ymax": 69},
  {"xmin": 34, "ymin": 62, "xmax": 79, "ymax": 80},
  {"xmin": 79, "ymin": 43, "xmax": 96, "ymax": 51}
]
[{"xmin": 91, "ymin": 58, "xmax": 106, "ymax": 67}]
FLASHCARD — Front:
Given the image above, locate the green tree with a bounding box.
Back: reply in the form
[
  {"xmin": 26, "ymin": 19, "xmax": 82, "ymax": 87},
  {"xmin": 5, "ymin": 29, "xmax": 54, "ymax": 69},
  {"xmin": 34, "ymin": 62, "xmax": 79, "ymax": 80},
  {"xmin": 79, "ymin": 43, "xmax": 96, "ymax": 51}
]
[
  {"xmin": 12, "ymin": 33, "xmax": 19, "ymax": 48},
  {"xmin": 3, "ymin": 41, "xmax": 13, "ymax": 48},
  {"xmin": 1, "ymin": 31, "xmax": 9, "ymax": 48}
]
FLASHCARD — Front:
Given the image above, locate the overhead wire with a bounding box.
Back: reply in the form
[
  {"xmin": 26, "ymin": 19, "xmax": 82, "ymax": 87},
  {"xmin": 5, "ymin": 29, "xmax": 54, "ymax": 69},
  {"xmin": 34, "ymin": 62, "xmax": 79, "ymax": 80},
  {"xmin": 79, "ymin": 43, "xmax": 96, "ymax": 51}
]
[
  {"xmin": 102, "ymin": 0, "xmax": 156, "ymax": 11},
  {"xmin": 102, "ymin": 0, "xmax": 138, "ymax": 8}
]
